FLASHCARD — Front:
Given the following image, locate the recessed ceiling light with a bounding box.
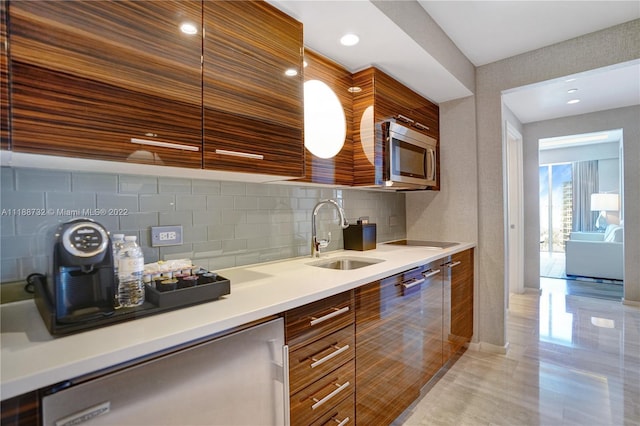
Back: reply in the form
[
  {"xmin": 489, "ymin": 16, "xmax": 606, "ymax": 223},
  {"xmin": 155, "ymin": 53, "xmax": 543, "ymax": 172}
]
[
  {"xmin": 284, "ymin": 68, "xmax": 298, "ymax": 77},
  {"xmin": 567, "ymin": 99, "xmax": 580, "ymax": 104},
  {"xmin": 303, "ymin": 61, "xmax": 308, "ymax": 68},
  {"xmin": 567, "ymin": 88, "xmax": 578, "ymax": 94},
  {"xmin": 180, "ymin": 22, "xmax": 198, "ymax": 35},
  {"xmin": 348, "ymin": 86, "xmax": 362, "ymax": 93},
  {"xmin": 340, "ymin": 33, "xmax": 359, "ymax": 47}
]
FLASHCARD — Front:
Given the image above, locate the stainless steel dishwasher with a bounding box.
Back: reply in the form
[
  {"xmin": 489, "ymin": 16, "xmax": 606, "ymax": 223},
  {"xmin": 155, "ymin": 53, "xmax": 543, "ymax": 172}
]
[{"xmin": 42, "ymin": 318, "xmax": 289, "ymax": 426}]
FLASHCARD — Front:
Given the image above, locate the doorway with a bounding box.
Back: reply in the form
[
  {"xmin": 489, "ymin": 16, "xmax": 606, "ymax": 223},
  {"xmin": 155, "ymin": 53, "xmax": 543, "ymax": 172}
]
[
  {"xmin": 506, "ymin": 122, "xmax": 524, "ymax": 296},
  {"xmin": 538, "ymin": 130, "xmax": 624, "ymax": 300}
]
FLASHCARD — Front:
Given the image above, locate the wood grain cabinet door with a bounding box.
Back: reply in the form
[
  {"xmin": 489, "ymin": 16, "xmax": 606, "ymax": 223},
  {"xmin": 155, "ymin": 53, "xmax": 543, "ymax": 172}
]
[
  {"xmin": 1, "ymin": 0, "xmax": 8, "ymax": 150},
  {"xmin": 203, "ymin": 0, "xmax": 304, "ymax": 177},
  {"xmin": 297, "ymin": 49, "xmax": 353, "ymax": 186},
  {"xmin": 443, "ymin": 249, "xmax": 474, "ymax": 361},
  {"xmin": 355, "ymin": 269, "xmax": 428, "ymax": 425},
  {"xmin": 9, "ymin": 0, "xmax": 203, "ymax": 167}
]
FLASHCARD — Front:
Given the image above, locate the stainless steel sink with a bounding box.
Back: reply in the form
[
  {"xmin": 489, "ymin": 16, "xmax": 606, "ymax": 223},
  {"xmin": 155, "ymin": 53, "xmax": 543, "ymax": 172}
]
[{"xmin": 308, "ymin": 256, "xmax": 384, "ymax": 270}]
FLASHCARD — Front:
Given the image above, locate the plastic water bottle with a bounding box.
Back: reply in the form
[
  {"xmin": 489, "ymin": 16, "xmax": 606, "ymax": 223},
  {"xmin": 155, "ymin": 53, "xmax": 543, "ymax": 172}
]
[
  {"xmin": 111, "ymin": 233, "xmax": 125, "ymax": 307},
  {"xmin": 117, "ymin": 235, "xmax": 145, "ymax": 307}
]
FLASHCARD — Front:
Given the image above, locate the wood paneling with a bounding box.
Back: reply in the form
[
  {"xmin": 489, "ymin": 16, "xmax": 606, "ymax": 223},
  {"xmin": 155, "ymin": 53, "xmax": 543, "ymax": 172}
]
[
  {"xmin": 289, "ymin": 324, "xmax": 354, "ymax": 395},
  {"xmin": 290, "ymin": 360, "xmax": 355, "ymax": 426},
  {"xmin": 0, "ymin": 0, "xmax": 8, "ymax": 150},
  {"xmin": 9, "ymin": 0, "xmax": 202, "ymax": 167},
  {"xmin": 352, "ymin": 67, "xmax": 440, "ymax": 189},
  {"xmin": 203, "ymin": 0, "xmax": 304, "ymax": 177},
  {"xmin": 297, "ymin": 49, "xmax": 353, "ymax": 185},
  {"xmin": 285, "ymin": 291, "xmax": 355, "ymax": 425},
  {"xmin": 285, "ymin": 291, "xmax": 353, "ymax": 352},
  {"xmin": 443, "ymin": 248, "xmax": 474, "ymax": 359},
  {"xmin": 309, "ymin": 392, "xmax": 354, "ymax": 426},
  {"xmin": 355, "ymin": 266, "xmax": 443, "ymax": 425},
  {"xmin": 0, "ymin": 390, "xmax": 39, "ymax": 426}
]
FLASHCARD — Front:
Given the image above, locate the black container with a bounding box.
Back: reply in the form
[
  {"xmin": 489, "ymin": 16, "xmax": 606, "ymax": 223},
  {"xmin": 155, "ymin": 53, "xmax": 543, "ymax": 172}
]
[{"xmin": 343, "ymin": 224, "xmax": 377, "ymax": 251}]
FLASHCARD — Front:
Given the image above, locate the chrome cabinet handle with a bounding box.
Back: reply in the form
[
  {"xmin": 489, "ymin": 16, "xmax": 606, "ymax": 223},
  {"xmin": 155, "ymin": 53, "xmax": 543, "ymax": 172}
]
[
  {"xmin": 214, "ymin": 149, "xmax": 264, "ymax": 160},
  {"xmin": 396, "ymin": 114, "xmax": 415, "ymax": 124},
  {"xmin": 311, "ymin": 381, "xmax": 350, "ymax": 410},
  {"xmin": 310, "ymin": 344, "xmax": 350, "ymax": 368},
  {"xmin": 283, "ymin": 345, "xmax": 291, "ymax": 426},
  {"xmin": 422, "ymin": 269, "xmax": 441, "ymax": 279},
  {"xmin": 414, "ymin": 122, "xmax": 430, "ymax": 131},
  {"xmin": 402, "ymin": 277, "xmax": 425, "ymax": 290},
  {"xmin": 447, "ymin": 261, "xmax": 462, "ymax": 268},
  {"xmin": 334, "ymin": 416, "xmax": 350, "ymax": 426},
  {"xmin": 310, "ymin": 306, "xmax": 350, "ymax": 326},
  {"xmin": 130, "ymin": 138, "xmax": 200, "ymax": 152}
]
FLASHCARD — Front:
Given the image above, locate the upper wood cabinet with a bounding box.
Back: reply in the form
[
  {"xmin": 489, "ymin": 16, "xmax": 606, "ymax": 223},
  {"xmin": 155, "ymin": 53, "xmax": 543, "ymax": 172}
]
[
  {"xmin": 0, "ymin": 0, "xmax": 9, "ymax": 150},
  {"xmin": 352, "ymin": 67, "xmax": 440, "ymax": 189},
  {"xmin": 296, "ymin": 49, "xmax": 353, "ymax": 186},
  {"xmin": 8, "ymin": 0, "xmax": 203, "ymax": 168},
  {"xmin": 203, "ymin": 0, "xmax": 304, "ymax": 177}
]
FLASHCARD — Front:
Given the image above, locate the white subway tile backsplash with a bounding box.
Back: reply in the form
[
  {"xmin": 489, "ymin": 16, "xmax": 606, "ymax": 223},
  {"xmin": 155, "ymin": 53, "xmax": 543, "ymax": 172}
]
[
  {"xmin": 119, "ymin": 212, "xmax": 159, "ymax": 230},
  {"xmin": 97, "ymin": 194, "xmax": 139, "ymax": 212},
  {"xmin": 1, "ymin": 167, "xmax": 15, "ymax": 191},
  {"xmin": 45, "ymin": 192, "xmax": 96, "ymax": 212},
  {"xmin": 16, "ymin": 168, "xmax": 71, "ymax": 192},
  {"xmin": 119, "ymin": 175, "xmax": 158, "ymax": 194},
  {"xmin": 234, "ymin": 196, "xmax": 258, "ymax": 210},
  {"xmin": 1, "ymin": 167, "xmax": 406, "ymax": 283},
  {"xmin": 193, "ymin": 210, "xmax": 221, "ymax": 226},
  {"xmin": 1, "ymin": 191, "xmax": 45, "ymax": 210},
  {"xmin": 158, "ymin": 177, "xmax": 192, "ymax": 194},
  {"xmin": 176, "ymin": 194, "xmax": 207, "ymax": 211},
  {"xmin": 192, "ymin": 179, "xmax": 221, "ymax": 195},
  {"xmin": 220, "ymin": 182, "xmax": 246, "ymax": 196},
  {"xmin": 72, "ymin": 172, "xmax": 118, "ymax": 193},
  {"xmin": 206, "ymin": 195, "xmax": 235, "ymax": 210},
  {"xmin": 140, "ymin": 194, "xmax": 175, "ymax": 212},
  {"xmin": 159, "ymin": 211, "xmax": 193, "ymax": 227}
]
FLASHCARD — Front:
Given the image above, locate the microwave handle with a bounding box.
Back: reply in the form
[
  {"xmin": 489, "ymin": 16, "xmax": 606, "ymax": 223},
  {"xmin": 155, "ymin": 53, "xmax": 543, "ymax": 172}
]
[{"xmin": 429, "ymin": 148, "xmax": 437, "ymax": 181}]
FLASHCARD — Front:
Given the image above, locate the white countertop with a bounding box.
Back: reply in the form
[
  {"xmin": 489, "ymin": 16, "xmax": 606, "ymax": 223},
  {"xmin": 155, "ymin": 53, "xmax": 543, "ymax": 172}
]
[{"xmin": 0, "ymin": 242, "xmax": 474, "ymax": 400}]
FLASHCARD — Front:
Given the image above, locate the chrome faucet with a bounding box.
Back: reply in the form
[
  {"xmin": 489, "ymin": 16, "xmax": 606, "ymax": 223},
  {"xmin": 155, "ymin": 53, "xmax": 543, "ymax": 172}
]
[{"xmin": 311, "ymin": 199, "xmax": 349, "ymax": 258}]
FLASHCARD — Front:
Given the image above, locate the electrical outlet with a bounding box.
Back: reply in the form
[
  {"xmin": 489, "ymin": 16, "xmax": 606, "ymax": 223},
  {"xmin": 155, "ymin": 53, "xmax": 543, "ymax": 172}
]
[{"xmin": 151, "ymin": 225, "xmax": 183, "ymax": 247}]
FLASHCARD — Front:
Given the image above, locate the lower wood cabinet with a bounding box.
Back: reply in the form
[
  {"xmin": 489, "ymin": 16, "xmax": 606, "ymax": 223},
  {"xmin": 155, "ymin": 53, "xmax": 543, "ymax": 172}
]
[
  {"xmin": 443, "ymin": 248, "xmax": 474, "ymax": 359},
  {"xmin": 354, "ymin": 265, "xmax": 443, "ymax": 425},
  {"xmin": 285, "ymin": 290, "xmax": 355, "ymax": 426},
  {"xmin": 0, "ymin": 391, "xmax": 39, "ymax": 426}
]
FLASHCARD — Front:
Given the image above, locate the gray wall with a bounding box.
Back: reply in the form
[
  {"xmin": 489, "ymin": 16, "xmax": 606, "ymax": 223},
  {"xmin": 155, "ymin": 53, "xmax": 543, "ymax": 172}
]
[
  {"xmin": 0, "ymin": 167, "xmax": 406, "ymax": 283},
  {"xmin": 476, "ymin": 19, "xmax": 640, "ymax": 349},
  {"xmin": 523, "ymin": 105, "xmax": 640, "ymax": 301}
]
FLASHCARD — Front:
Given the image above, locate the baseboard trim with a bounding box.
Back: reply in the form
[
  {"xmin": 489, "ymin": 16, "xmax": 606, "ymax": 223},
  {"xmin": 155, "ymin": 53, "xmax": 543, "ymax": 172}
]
[
  {"xmin": 622, "ymin": 298, "xmax": 640, "ymax": 307},
  {"xmin": 467, "ymin": 341, "xmax": 509, "ymax": 354}
]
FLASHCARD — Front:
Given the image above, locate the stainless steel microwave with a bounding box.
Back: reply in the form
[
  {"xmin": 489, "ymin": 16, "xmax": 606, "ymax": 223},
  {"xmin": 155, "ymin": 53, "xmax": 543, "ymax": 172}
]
[{"xmin": 383, "ymin": 121, "xmax": 437, "ymax": 190}]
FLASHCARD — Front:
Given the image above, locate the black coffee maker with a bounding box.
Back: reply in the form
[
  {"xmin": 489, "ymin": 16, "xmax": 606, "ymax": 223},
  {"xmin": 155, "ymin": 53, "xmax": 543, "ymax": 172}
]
[{"xmin": 47, "ymin": 218, "xmax": 116, "ymax": 323}]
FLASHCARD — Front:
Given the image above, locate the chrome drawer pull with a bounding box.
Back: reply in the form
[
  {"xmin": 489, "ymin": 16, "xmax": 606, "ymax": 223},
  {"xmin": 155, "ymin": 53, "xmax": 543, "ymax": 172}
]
[
  {"xmin": 447, "ymin": 261, "xmax": 462, "ymax": 269},
  {"xmin": 311, "ymin": 381, "xmax": 350, "ymax": 410},
  {"xmin": 215, "ymin": 149, "xmax": 264, "ymax": 160},
  {"xmin": 414, "ymin": 122, "xmax": 430, "ymax": 131},
  {"xmin": 422, "ymin": 269, "xmax": 441, "ymax": 279},
  {"xmin": 310, "ymin": 344, "xmax": 350, "ymax": 368},
  {"xmin": 310, "ymin": 306, "xmax": 350, "ymax": 326},
  {"xmin": 130, "ymin": 138, "xmax": 200, "ymax": 152},
  {"xmin": 396, "ymin": 114, "xmax": 415, "ymax": 124},
  {"xmin": 401, "ymin": 277, "xmax": 425, "ymax": 290},
  {"xmin": 334, "ymin": 416, "xmax": 350, "ymax": 426}
]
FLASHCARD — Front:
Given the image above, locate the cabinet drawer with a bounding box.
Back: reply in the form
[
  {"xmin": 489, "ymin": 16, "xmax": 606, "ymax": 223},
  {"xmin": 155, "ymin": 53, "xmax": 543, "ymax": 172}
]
[
  {"xmin": 286, "ymin": 291, "xmax": 353, "ymax": 352},
  {"xmin": 290, "ymin": 360, "xmax": 355, "ymax": 426},
  {"xmin": 310, "ymin": 393, "xmax": 354, "ymax": 426},
  {"xmin": 290, "ymin": 324, "xmax": 354, "ymax": 394}
]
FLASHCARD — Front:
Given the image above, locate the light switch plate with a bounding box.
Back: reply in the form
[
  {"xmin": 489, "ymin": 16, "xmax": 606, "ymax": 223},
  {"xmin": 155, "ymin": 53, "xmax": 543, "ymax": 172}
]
[{"xmin": 151, "ymin": 225, "xmax": 183, "ymax": 247}]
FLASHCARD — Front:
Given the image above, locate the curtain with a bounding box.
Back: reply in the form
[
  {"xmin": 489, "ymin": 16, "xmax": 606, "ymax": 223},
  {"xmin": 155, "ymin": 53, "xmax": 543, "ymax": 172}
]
[{"xmin": 572, "ymin": 160, "xmax": 599, "ymax": 232}]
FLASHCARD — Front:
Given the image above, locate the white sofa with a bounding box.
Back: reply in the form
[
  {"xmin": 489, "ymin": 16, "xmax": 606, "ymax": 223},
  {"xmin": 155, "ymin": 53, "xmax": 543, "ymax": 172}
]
[{"xmin": 565, "ymin": 224, "xmax": 624, "ymax": 280}]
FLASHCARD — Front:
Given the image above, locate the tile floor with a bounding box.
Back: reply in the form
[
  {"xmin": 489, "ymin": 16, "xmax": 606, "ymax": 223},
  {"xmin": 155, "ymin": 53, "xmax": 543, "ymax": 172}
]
[{"xmin": 398, "ymin": 282, "xmax": 640, "ymax": 426}]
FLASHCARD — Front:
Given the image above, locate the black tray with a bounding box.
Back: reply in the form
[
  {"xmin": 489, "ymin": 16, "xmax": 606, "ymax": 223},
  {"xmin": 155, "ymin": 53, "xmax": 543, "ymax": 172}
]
[{"xmin": 33, "ymin": 275, "xmax": 231, "ymax": 336}]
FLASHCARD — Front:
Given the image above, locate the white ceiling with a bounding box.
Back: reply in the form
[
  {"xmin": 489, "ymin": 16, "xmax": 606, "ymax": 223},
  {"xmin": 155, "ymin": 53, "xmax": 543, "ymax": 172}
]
[{"xmin": 268, "ymin": 1, "xmax": 640, "ymax": 123}]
